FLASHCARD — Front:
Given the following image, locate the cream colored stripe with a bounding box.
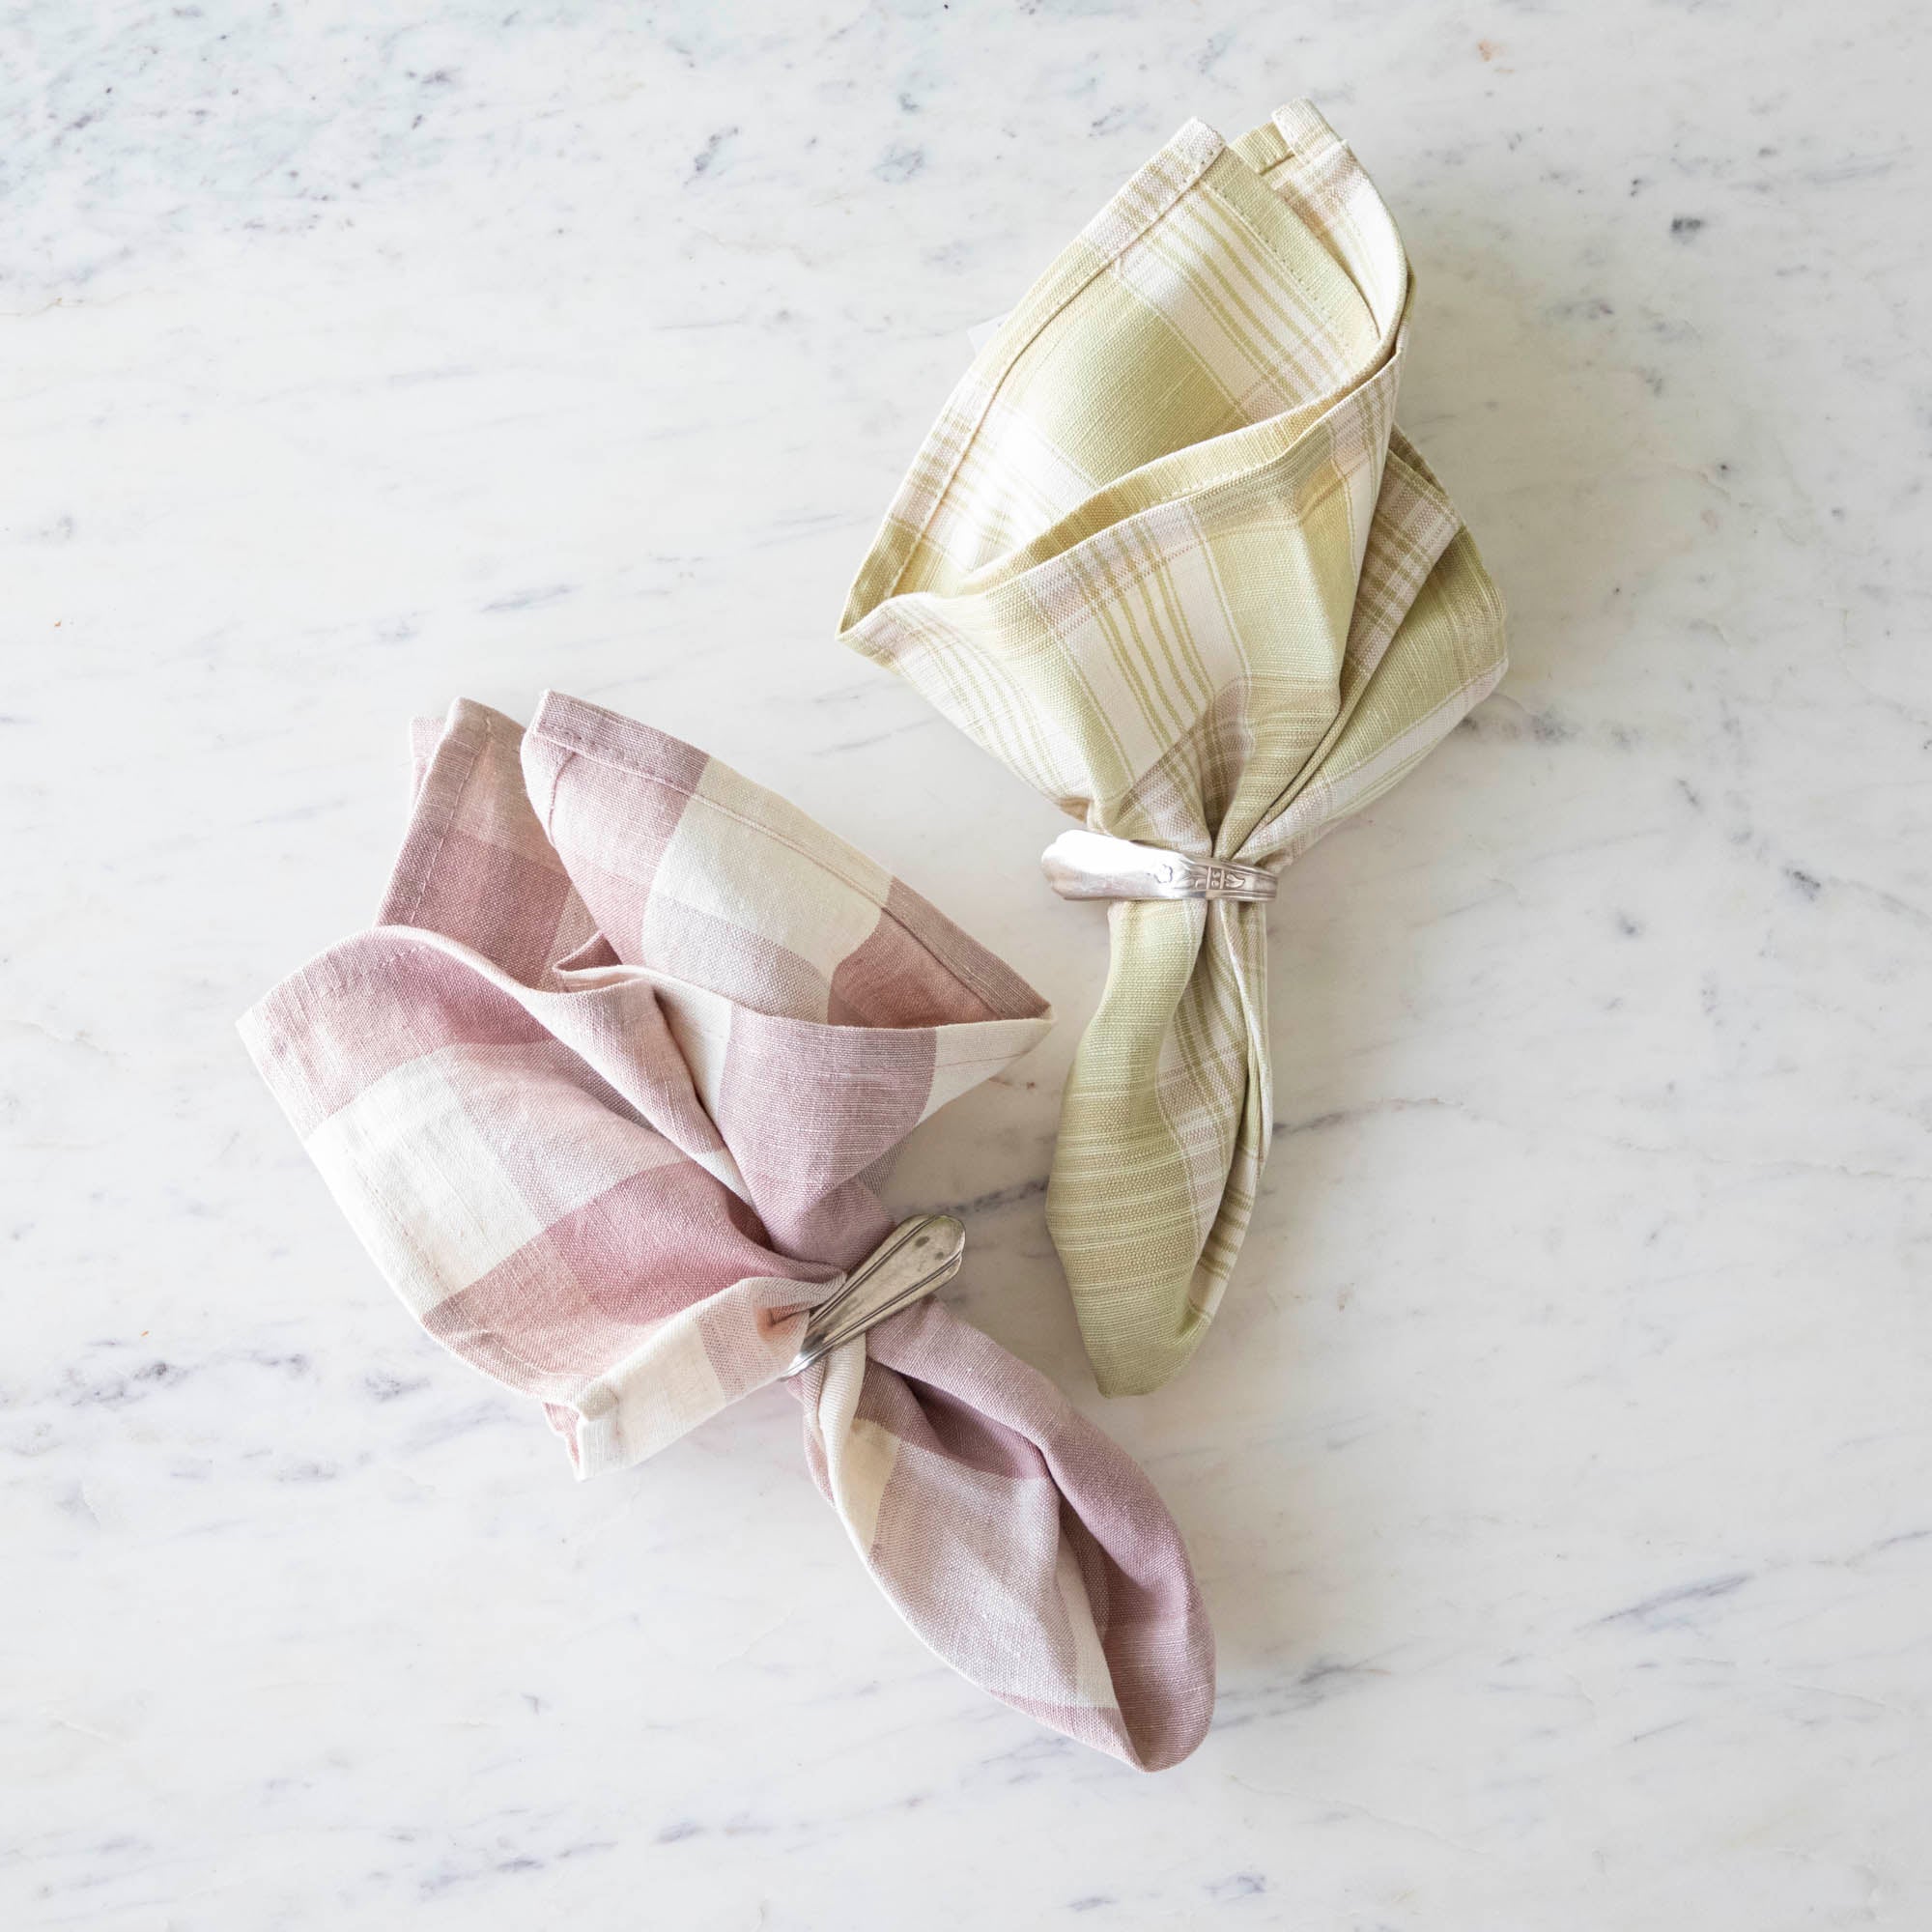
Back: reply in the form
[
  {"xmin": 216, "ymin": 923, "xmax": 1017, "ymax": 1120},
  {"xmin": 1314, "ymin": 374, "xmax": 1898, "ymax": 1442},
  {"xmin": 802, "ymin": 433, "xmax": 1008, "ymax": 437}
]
[{"xmin": 815, "ymin": 1340, "xmax": 899, "ymax": 1558}]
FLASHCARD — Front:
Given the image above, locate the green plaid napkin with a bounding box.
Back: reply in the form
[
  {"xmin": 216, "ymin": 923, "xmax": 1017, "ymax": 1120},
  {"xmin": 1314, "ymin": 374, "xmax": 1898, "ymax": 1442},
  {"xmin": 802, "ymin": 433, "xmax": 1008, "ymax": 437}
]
[{"xmin": 840, "ymin": 102, "xmax": 1507, "ymax": 1394}]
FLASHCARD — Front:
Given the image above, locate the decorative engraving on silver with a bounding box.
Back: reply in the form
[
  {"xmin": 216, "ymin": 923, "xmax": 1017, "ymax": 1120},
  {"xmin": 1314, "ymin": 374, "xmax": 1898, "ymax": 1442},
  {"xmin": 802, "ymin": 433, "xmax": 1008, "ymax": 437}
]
[
  {"xmin": 783, "ymin": 1213, "xmax": 967, "ymax": 1377},
  {"xmin": 1040, "ymin": 829, "xmax": 1278, "ymax": 903}
]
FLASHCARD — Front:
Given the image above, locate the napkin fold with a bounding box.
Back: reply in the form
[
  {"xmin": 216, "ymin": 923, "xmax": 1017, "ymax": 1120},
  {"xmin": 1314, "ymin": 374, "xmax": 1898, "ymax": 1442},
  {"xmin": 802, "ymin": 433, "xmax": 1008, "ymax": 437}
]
[
  {"xmin": 241, "ymin": 694, "xmax": 1213, "ymax": 1770},
  {"xmin": 840, "ymin": 101, "xmax": 1508, "ymax": 1395}
]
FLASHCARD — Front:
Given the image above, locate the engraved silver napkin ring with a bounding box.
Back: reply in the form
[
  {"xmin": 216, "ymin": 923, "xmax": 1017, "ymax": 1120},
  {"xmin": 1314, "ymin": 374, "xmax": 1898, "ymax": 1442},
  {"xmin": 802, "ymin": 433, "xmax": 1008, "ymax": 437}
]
[
  {"xmin": 784, "ymin": 1213, "xmax": 967, "ymax": 1376},
  {"xmin": 1041, "ymin": 829, "xmax": 1277, "ymax": 903}
]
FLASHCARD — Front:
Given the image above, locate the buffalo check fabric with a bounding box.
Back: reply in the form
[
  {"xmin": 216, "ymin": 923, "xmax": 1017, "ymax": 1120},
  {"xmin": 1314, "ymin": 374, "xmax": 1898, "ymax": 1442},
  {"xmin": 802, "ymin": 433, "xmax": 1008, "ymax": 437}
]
[
  {"xmin": 840, "ymin": 101, "xmax": 1508, "ymax": 1396},
  {"xmin": 241, "ymin": 694, "xmax": 1214, "ymax": 1771}
]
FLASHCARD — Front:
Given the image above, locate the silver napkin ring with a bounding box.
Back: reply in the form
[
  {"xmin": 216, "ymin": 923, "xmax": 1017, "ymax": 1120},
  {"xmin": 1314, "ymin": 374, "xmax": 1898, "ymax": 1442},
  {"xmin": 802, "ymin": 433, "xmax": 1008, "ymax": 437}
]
[
  {"xmin": 1041, "ymin": 829, "xmax": 1277, "ymax": 903},
  {"xmin": 784, "ymin": 1213, "xmax": 966, "ymax": 1377}
]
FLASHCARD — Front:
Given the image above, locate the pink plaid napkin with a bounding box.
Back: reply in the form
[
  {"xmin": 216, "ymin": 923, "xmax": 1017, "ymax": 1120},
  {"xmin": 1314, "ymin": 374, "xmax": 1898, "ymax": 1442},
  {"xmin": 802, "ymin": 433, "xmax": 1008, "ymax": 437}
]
[{"xmin": 241, "ymin": 693, "xmax": 1213, "ymax": 1770}]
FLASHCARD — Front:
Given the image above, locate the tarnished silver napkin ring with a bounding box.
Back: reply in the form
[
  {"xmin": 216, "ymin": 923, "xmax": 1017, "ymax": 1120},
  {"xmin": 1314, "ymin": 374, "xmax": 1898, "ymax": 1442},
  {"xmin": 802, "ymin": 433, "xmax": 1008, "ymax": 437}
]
[
  {"xmin": 1041, "ymin": 829, "xmax": 1277, "ymax": 903},
  {"xmin": 784, "ymin": 1213, "xmax": 967, "ymax": 1377}
]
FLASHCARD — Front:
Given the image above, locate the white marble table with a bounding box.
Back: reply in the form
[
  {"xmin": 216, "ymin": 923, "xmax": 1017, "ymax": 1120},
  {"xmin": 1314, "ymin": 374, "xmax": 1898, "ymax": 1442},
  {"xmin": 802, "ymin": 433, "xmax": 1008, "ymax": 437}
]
[{"xmin": 7, "ymin": 4, "xmax": 1929, "ymax": 1925}]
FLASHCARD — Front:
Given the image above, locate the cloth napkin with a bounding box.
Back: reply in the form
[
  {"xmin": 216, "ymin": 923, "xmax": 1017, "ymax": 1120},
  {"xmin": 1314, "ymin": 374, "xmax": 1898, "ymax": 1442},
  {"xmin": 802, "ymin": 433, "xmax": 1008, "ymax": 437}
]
[
  {"xmin": 240, "ymin": 694, "xmax": 1213, "ymax": 1771},
  {"xmin": 839, "ymin": 101, "xmax": 1508, "ymax": 1396}
]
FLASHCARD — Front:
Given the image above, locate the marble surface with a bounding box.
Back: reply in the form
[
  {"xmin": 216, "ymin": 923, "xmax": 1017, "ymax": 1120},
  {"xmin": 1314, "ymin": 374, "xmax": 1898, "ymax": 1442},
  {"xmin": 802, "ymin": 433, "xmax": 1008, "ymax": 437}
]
[{"xmin": 6, "ymin": 3, "xmax": 1930, "ymax": 1925}]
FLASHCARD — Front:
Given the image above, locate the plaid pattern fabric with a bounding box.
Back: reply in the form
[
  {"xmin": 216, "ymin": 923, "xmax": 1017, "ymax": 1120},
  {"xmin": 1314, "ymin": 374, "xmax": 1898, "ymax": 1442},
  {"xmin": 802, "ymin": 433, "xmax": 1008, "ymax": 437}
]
[
  {"xmin": 840, "ymin": 102, "xmax": 1508, "ymax": 1395},
  {"xmin": 241, "ymin": 694, "xmax": 1213, "ymax": 1771}
]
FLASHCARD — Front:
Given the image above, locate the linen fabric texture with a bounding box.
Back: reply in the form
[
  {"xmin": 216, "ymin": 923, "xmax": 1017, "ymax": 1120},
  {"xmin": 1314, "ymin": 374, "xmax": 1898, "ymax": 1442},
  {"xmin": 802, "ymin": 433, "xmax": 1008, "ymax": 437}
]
[
  {"xmin": 241, "ymin": 693, "xmax": 1213, "ymax": 1771},
  {"xmin": 840, "ymin": 101, "xmax": 1509, "ymax": 1396}
]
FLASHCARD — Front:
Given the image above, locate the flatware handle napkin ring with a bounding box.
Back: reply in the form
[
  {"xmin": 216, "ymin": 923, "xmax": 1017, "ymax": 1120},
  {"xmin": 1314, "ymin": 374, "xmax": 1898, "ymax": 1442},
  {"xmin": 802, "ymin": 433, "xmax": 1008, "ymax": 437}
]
[
  {"xmin": 1041, "ymin": 829, "xmax": 1277, "ymax": 904},
  {"xmin": 784, "ymin": 1213, "xmax": 967, "ymax": 1377}
]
